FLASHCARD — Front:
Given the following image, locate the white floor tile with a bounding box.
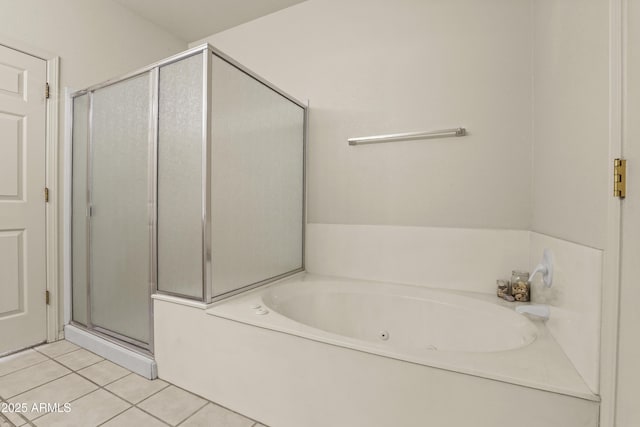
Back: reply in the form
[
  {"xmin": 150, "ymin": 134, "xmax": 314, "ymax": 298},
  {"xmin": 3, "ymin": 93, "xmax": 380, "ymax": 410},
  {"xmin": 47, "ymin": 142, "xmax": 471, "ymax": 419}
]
[
  {"xmin": 0, "ymin": 360, "xmax": 70, "ymax": 399},
  {"xmin": 8, "ymin": 374, "xmax": 98, "ymax": 420},
  {"xmin": 0, "ymin": 350, "xmax": 48, "ymax": 377},
  {"xmin": 101, "ymin": 407, "xmax": 167, "ymax": 427},
  {"xmin": 77, "ymin": 360, "xmax": 130, "ymax": 386},
  {"xmin": 138, "ymin": 386, "xmax": 206, "ymax": 426},
  {"xmin": 1, "ymin": 408, "xmax": 28, "ymax": 426},
  {"xmin": 105, "ymin": 373, "xmax": 168, "ymax": 404},
  {"xmin": 34, "ymin": 389, "xmax": 129, "ymax": 427},
  {"xmin": 54, "ymin": 349, "xmax": 103, "ymax": 371},
  {"xmin": 0, "ymin": 342, "xmax": 259, "ymax": 427},
  {"xmin": 35, "ymin": 341, "xmax": 79, "ymax": 358},
  {"xmin": 180, "ymin": 403, "xmax": 254, "ymax": 427}
]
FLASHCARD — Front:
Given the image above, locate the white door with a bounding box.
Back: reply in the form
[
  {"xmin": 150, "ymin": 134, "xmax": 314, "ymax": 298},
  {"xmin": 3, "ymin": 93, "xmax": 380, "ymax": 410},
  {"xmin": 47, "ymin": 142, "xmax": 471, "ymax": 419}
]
[
  {"xmin": 616, "ymin": 2, "xmax": 640, "ymax": 425},
  {"xmin": 0, "ymin": 44, "xmax": 47, "ymax": 355}
]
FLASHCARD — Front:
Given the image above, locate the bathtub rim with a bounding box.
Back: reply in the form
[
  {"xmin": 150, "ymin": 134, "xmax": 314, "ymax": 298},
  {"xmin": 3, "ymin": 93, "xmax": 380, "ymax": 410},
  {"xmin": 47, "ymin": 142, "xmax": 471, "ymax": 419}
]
[
  {"xmin": 259, "ymin": 277, "xmax": 539, "ymax": 353},
  {"xmin": 202, "ymin": 273, "xmax": 599, "ymax": 402}
]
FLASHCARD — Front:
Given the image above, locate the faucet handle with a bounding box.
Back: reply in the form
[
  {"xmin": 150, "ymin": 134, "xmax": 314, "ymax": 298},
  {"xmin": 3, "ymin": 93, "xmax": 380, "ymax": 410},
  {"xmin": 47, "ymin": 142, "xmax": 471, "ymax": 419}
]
[{"xmin": 529, "ymin": 249, "xmax": 554, "ymax": 287}]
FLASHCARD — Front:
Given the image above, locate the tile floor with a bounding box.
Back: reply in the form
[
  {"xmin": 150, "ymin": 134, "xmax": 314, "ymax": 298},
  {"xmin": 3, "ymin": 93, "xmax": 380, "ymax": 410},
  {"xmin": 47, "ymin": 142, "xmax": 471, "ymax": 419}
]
[{"xmin": 0, "ymin": 340, "xmax": 266, "ymax": 427}]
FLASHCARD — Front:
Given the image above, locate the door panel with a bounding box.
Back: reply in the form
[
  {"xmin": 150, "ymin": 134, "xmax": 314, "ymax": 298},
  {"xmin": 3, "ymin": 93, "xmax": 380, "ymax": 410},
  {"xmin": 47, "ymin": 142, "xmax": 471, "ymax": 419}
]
[
  {"xmin": 0, "ymin": 44, "xmax": 47, "ymax": 355},
  {"xmin": 0, "ymin": 231, "xmax": 23, "ymax": 315},
  {"xmin": 0, "ymin": 112, "xmax": 22, "ymax": 198},
  {"xmin": 0, "ymin": 61, "xmax": 25, "ymax": 97},
  {"xmin": 89, "ymin": 73, "xmax": 152, "ymax": 345}
]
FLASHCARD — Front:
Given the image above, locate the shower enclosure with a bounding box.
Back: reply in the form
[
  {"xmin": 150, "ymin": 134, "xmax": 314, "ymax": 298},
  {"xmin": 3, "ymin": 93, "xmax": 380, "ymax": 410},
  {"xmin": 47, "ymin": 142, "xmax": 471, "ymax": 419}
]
[{"xmin": 71, "ymin": 44, "xmax": 306, "ymax": 352}]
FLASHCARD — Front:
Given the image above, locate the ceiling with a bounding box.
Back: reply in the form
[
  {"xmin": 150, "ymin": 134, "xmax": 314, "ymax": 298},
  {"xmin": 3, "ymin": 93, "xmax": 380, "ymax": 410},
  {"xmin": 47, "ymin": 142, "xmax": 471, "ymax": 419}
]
[{"xmin": 114, "ymin": 0, "xmax": 307, "ymax": 42}]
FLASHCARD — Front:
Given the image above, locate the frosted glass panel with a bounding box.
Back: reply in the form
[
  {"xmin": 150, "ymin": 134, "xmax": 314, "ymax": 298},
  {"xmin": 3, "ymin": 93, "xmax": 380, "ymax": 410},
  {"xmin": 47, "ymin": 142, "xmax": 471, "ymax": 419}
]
[
  {"xmin": 90, "ymin": 73, "xmax": 152, "ymax": 344},
  {"xmin": 158, "ymin": 54, "xmax": 203, "ymax": 298},
  {"xmin": 72, "ymin": 94, "xmax": 89, "ymax": 325},
  {"xmin": 211, "ymin": 54, "xmax": 304, "ymax": 297}
]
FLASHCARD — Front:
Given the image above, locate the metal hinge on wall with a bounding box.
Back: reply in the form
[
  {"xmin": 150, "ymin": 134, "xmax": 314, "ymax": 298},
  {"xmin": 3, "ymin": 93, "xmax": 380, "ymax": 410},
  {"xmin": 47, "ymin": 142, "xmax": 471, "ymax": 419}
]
[
  {"xmin": 614, "ymin": 158, "xmax": 627, "ymax": 198},
  {"xmin": 44, "ymin": 187, "xmax": 49, "ymax": 203},
  {"xmin": 45, "ymin": 290, "xmax": 50, "ymax": 305},
  {"xmin": 45, "ymin": 82, "xmax": 50, "ymax": 99}
]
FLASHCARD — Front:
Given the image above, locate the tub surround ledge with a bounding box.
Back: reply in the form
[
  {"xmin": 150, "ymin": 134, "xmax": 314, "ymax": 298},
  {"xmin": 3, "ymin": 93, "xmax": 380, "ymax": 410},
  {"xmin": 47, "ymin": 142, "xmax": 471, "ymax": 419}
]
[
  {"xmin": 155, "ymin": 291, "xmax": 598, "ymax": 427},
  {"xmin": 206, "ymin": 274, "xmax": 597, "ymax": 402}
]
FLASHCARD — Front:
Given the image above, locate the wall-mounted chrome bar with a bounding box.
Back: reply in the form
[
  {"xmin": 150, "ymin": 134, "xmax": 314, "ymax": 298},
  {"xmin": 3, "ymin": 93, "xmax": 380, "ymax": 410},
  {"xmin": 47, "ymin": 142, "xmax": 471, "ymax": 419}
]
[{"xmin": 348, "ymin": 127, "xmax": 466, "ymax": 146}]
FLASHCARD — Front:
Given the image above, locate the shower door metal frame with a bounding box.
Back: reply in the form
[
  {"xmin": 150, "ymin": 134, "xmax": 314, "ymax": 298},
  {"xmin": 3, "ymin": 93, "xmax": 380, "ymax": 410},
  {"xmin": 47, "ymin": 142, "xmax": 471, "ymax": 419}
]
[
  {"xmin": 71, "ymin": 68, "xmax": 160, "ymax": 354},
  {"xmin": 71, "ymin": 59, "xmax": 181, "ymax": 354},
  {"xmin": 70, "ymin": 44, "xmax": 308, "ymax": 353},
  {"xmin": 204, "ymin": 46, "xmax": 308, "ymax": 303}
]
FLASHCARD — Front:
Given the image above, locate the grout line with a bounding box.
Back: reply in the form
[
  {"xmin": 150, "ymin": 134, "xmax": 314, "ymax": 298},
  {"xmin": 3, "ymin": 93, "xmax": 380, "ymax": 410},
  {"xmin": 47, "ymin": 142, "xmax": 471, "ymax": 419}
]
[
  {"xmin": 6, "ymin": 371, "xmax": 75, "ymax": 400},
  {"xmin": 94, "ymin": 373, "xmax": 131, "ymax": 389},
  {"xmin": 6, "ymin": 372, "xmax": 77, "ymax": 425},
  {"xmin": 100, "ymin": 372, "xmax": 134, "ymax": 393},
  {"xmin": 27, "ymin": 376, "xmax": 99, "ymax": 423},
  {"xmin": 128, "ymin": 406, "xmax": 172, "ymax": 427},
  {"xmin": 65, "ymin": 357, "xmax": 105, "ymax": 373},
  {"xmin": 109, "ymin": 375, "xmax": 171, "ymax": 406},
  {"xmin": 167, "ymin": 381, "xmax": 260, "ymax": 425},
  {"xmin": 1, "ymin": 363, "xmax": 71, "ymax": 400},
  {"xmin": 174, "ymin": 401, "xmax": 208, "ymax": 426},
  {"xmin": 24, "ymin": 354, "xmax": 116, "ymax": 422},
  {"xmin": 0, "ymin": 341, "xmax": 46, "ymax": 361},
  {"xmin": 56, "ymin": 357, "xmax": 128, "ymax": 388},
  {"xmin": 0, "ymin": 356, "xmax": 52, "ymax": 380},
  {"xmin": 134, "ymin": 382, "xmax": 173, "ymax": 407},
  {"xmin": 128, "ymin": 407, "xmax": 172, "ymax": 427},
  {"xmin": 46, "ymin": 347, "xmax": 107, "ymax": 378},
  {"xmin": 33, "ymin": 343, "xmax": 80, "ymax": 359},
  {"xmin": 0, "ymin": 358, "xmax": 49, "ymax": 380},
  {"xmin": 52, "ymin": 355, "xmax": 106, "ymax": 372},
  {"xmin": 0, "ymin": 404, "xmax": 31, "ymax": 427},
  {"xmin": 0, "ymin": 396, "xmax": 26, "ymax": 427},
  {"xmin": 28, "ymin": 348, "xmax": 145, "ymax": 425},
  {"xmin": 97, "ymin": 386, "xmax": 171, "ymax": 427},
  {"xmin": 93, "ymin": 402, "xmax": 131, "ymax": 427},
  {"xmin": 103, "ymin": 378, "xmax": 172, "ymax": 425},
  {"xmin": 20, "ymin": 414, "xmax": 34, "ymax": 427},
  {"xmin": 1, "ymin": 341, "xmax": 262, "ymax": 427},
  {"xmin": 52, "ymin": 348, "xmax": 82, "ymax": 358}
]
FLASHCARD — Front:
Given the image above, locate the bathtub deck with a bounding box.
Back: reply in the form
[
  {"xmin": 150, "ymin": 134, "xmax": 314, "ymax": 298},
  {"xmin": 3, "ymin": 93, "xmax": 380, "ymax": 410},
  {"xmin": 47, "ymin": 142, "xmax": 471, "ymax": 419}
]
[
  {"xmin": 155, "ymin": 292, "xmax": 599, "ymax": 427},
  {"xmin": 205, "ymin": 274, "xmax": 598, "ymax": 402}
]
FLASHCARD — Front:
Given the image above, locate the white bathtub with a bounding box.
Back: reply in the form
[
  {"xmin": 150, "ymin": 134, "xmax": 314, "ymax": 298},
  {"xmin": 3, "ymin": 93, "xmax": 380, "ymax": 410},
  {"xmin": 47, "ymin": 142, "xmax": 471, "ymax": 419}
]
[
  {"xmin": 261, "ymin": 277, "xmax": 537, "ymax": 353},
  {"xmin": 153, "ymin": 274, "xmax": 599, "ymax": 427}
]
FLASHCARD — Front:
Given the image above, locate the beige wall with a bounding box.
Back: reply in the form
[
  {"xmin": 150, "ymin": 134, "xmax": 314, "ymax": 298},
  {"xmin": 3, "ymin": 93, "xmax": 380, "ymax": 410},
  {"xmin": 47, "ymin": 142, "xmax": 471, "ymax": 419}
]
[
  {"xmin": 192, "ymin": 0, "xmax": 534, "ymax": 230},
  {"xmin": 193, "ymin": 0, "xmax": 611, "ymax": 248},
  {"xmin": 531, "ymin": 0, "xmax": 609, "ymax": 249},
  {"xmin": 0, "ymin": 0, "xmax": 186, "ymax": 90},
  {"xmin": 0, "ymin": 0, "xmax": 187, "ymax": 333},
  {"xmin": 616, "ymin": 0, "xmax": 640, "ymax": 424}
]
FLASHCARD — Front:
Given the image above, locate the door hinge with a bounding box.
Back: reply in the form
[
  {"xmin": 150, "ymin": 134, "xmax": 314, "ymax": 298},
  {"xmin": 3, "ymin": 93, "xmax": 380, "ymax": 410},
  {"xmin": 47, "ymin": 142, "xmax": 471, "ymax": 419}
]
[
  {"xmin": 45, "ymin": 290, "xmax": 50, "ymax": 305},
  {"xmin": 45, "ymin": 82, "xmax": 50, "ymax": 99},
  {"xmin": 44, "ymin": 187, "xmax": 49, "ymax": 203},
  {"xmin": 614, "ymin": 158, "xmax": 627, "ymax": 198}
]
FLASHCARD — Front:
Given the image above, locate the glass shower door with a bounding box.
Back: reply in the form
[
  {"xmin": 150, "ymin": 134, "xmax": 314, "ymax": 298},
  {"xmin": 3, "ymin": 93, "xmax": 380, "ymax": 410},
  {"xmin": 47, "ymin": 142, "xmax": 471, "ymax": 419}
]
[
  {"xmin": 89, "ymin": 72, "xmax": 154, "ymax": 346},
  {"xmin": 210, "ymin": 54, "xmax": 305, "ymax": 298}
]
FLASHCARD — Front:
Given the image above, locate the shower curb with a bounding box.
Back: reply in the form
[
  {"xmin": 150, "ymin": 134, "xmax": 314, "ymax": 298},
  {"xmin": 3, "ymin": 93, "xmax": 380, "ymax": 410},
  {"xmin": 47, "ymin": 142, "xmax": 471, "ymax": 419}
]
[{"xmin": 64, "ymin": 324, "xmax": 157, "ymax": 379}]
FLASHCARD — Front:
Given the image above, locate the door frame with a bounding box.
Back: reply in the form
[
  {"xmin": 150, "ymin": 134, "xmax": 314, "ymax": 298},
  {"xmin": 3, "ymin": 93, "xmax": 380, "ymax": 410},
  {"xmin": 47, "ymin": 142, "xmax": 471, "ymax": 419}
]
[
  {"xmin": 0, "ymin": 35, "xmax": 61, "ymax": 345},
  {"xmin": 600, "ymin": 0, "xmax": 624, "ymax": 425}
]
